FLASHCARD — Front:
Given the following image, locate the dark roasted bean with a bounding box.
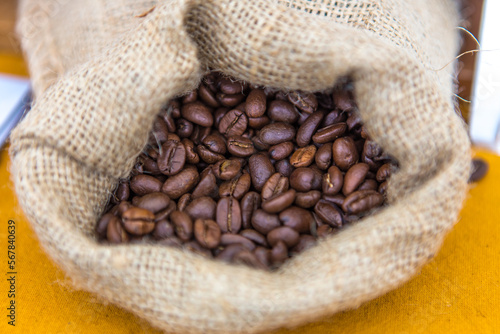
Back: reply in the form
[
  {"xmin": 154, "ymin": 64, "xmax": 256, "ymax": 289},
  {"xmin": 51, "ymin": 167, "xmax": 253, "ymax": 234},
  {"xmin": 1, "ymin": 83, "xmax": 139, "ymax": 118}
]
[
  {"xmin": 176, "ymin": 118, "xmax": 194, "ymax": 138},
  {"xmin": 181, "ymin": 101, "xmax": 214, "ymax": 127},
  {"xmin": 185, "ymin": 196, "xmax": 217, "ymax": 220},
  {"xmin": 248, "ymin": 116, "xmax": 271, "ymax": 129},
  {"xmin": 248, "ymin": 153, "xmax": 275, "ymax": 191},
  {"xmin": 154, "ymin": 200, "xmax": 177, "ymax": 222},
  {"xmin": 376, "ymin": 163, "xmax": 392, "ymax": 182},
  {"xmin": 107, "ymin": 216, "xmax": 129, "ymax": 243},
  {"xmin": 213, "ymin": 159, "xmax": 242, "ymax": 181},
  {"xmin": 245, "ymin": 89, "xmax": 267, "ymax": 117},
  {"xmin": 294, "ymin": 190, "xmax": 321, "ymax": 209},
  {"xmin": 192, "ymin": 168, "xmax": 218, "ymax": 199},
  {"xmin": 315, "ymin": 143, "xmax": 333, "ymax": 170},
  {"xmin": 177, "ymin": 193, "xmax": 193, "ymax": 212},
  {"xmin": 332, "ymin": 137, "xmax": 359, "ymax": 171},
  {"xmin": 198, "ymin": 83, "xmax": 220, "ymax": 108},
  {"xmin": 288, "ymin": 91, "xmax": 318, "ymax": 113},
  {"xmin": 122, "ymin": 207, "xmax": 155, "ymax": 235},
  {"xmin": 220, "ymin": 77, "xmax": 245, "ymax": 95},
  {"xmin": 113, "ymin": 181, "xmax": 130, "ymax": 203},
  {"xmin": 279, "ymin": 206, "xmax": 313, "ymax": 233},
  {"xmin": 241, "ymin": 192, "xmax": 261, "ymax": 229},
  {"xmin": 290, "ymin": 145, "xmax": 317, "ymax": 168},
  {"xmin": 290, "ymin": 167, "xmax": 321, "ymax": 192},
  {"xmin": 170, "ymin": 210, "xmax": 193, "ymax": 241},
  {"xmin": 153, "ymin": 219, "xmax": 175, "ymax": 239},
  {"xmin": 259, "ymin": 123, "xmax": 296, "ymax": 145},
  {"xmin": 197, "ymin": 144, "xmax": 225, "ymax": 164},
  {"xmin": 269, "ymin": 141, "xmax": 294, "ymax": 161},
  {"xmin": 161, "ymin": 166, "xmax": 199, "ymax": 199},
  {"xmin": 296, "ymin": 111, "xmax": 324, "ymax": 147},
  {"xmin": 96, "ymin": 213, "xmax": 115, "ymax": 239},
  {"xmin": 262, "ymin": 189, "xmax": 296, "ymax": 213},
  {"xmin": 314, "ymin": 200, "xmax": 343, "ymax": 227},
  {"xmin": 220, "ymin": 234, "xmax": 256, "ymax": 251},
  {"xmin": 312, "ymin": 123, "xmax": 347, "ymax": 144},
  {"xmin": 343, "ymin": 163, "xmax": 369, "ymax": 195},
  {"xmin": 227, "ymin": 136, "xmax": 255, "ymax": 157},
  {"xmin": 182, "ymin": 138, "xmax": 199, "ymax": 164},
  {"xmin": 219, "ymin": 173, "xmax": 251, "ymax": 200},
  {"xmin": 130, "ymin": 175, "xmax": 163, "ymax": 196},
  {"xmin": 216, "ymin": 197, "xmax": 242, "ymax": 233},
  {"xmin": 134, "ymin": 192, "xmax": 170, "ymax": 213},
  {"xmin": 202, "ymin": 133, "xmax": 227, "ymax": 155},
  {"xmin": 268, "ymin": 100, "xmax": 299, "ymax": 123},
  {"xmin": 358, "ymin": 178, "xmax": 378, "ymax": 191},
  {"xmin": 251, "ymin": 209, "xmax": 281, "ymax": 235},
  {"xmin": 275, "ymin": 159, "xmax": 294, "ymax": 178},
  {"xmin": 239, "ymin": 229, "xmax": 269, "ymax": 247},
  {"xmin": 158, "ymin": 140, "xmax": 186, "ymax": 176},
  {"xmin": 219, "ymin": 109, "xmax": 248, "ymax": 137},
  {"xmin": 218, "ymin": 93, "xmax": 245, "ymax": 107},
  {"xmin": 342, "ymin": 190, "xmax": 384, "ymax": 214},
  {"xmin": 194, "ymin": 219, "xmax": 221, "ymax": 249}
]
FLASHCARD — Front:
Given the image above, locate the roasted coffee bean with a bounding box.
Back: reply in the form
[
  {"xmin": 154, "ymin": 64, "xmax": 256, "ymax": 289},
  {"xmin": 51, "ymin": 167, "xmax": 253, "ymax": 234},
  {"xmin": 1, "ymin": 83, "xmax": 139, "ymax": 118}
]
[
  {"xmin": 96, "ymin": 213, "xmax": 115, "ymax": 239},
  {"xmin": 184, "ymin": 240, "xmax": 212, "ymax": 257},
  {"xmin": 288, "ymin": 91, "xmax": 318, "ymax": 114},
  {"xmin": 213, "ymin": 159, "xmax": 242, "ymax": 181},
  {"xmin": 322, "ymin": 193, "xmax": 345, "ymax": 207},
  {"xmin": 317, "ymin": 92, "xmax": 334, "ymax": 109},
  {"xmin": 279, "ymin": 206, "xmax": 313, "ymax": 233},
  {"xmin": 251, "ymin": 209, "xmax": 281, "ymax": 235},
  {"xmin": 251, "ymin": 135, "xmax": 271, "ymax": 151},
  {"xmin": 170, "ymin": 210, "xmax": 193, "ymax": 241},
  {"xmin": 182, "ymin": 90, "xmax": 197, "ymax": 104},
  {"xmin": 218, "ymin": 93, "xmax": 245, "ymax": 107},
  {"xmin": 148, "ymin": 116, "xmax": 169, "ymax": 144},
  {"xmin": 197, "ymin": 144, "xmax": 225, "ymax": 164},
  {"xmin": 342, "ymin": 190, "xmax": 384, "ymax": 214},
  {"xmin": 343, "ymin": 163, "xmax": 369, "ymax": 196},
  {"xmin": 239, "ymin": 229, "xmax": 269, "ymax": 247},
  {"xmin": 262, "ymin": 189, "xmax": 296, "ymax": 213},
  {"xmin": 294, "ymin": 190, "xmax": 321, "ymax": 209},
  {"xmin": 185, "ymin": 196, "xmax": 217, "ymax": 220},
  {"xmin": 269, "ymin": 142, "xmax": 294, "ymax": 161},
  {"xmin": 220, "ymin": 234, "xmax": 256, "ymax": 251},
  {"xmin": 158, "ymin": 140, "xmax": 186, "ymax": 176},
  {"xmin": 219, "ymin": 173, "xmax": 251, "ymax": 200},
  {"xmin": 176, "ymin": 118, "xmax": 194, "ymax": 138},
  {"xmin": 134, "ymin": 192, "xmax": 170, "ymax": 213},
  {"xmin": 181, "ymin": 101, "xmax": 213, "ymax": 127},
  {"xmin": 139, "ymin": 155, "xmax": 162, "ymax": 175},
  {"xmin": 121, "ymin": 207, "xmax": 155, "ymax": 235},
  {"xmin": 227, "ymin": 136, "xmax": 255, "ymax": 157},
  {"xmin": 290, "ymin": 145, "xmax": 317, "ymax": 168},
  {"xmin": 214, "ymin": 107, "xmax": 229, "ymax": 128},
  {"xmin": 177, "ymin": 193, "xmax": 193, "ymax": 211},
  {"xmin": 268, "ymin": 100, "xmax": 299, "ymax": 123},
  {"xmin": 248, "ymin": 116, "xmax": 271, "ymax": 129},
  {"xmin": 216, "ymin": 244, "xmax": 247, "ymax": 262},
  {"xmin": 161, "ymin": 166, "xmax": 199, "ymax": 199},
  {"xmin": 107, "ymin": 216, "xmax": 129, "ymax": 243},
  {"xmin": 378, "ymin": 181, "xmax": 388, "ymax": 196},
  {"xmin": 220, "ymin": 77, "xmax": 245, "ymax": 94},
  {"xmin": 316, "ymin": 225, "xmax": 337, "ymax": 238},
  {"xmin": 346, "ymin": 112, "xmax": 362, "ymax": 132},
  {"xmin": 290, "ymin": 167, "xmax": 321, "ymax": 192},
  {"xmin": 333, "ymin": 88, "xmax": 354, "ymax": 111},
  {"xmin": 245, "ymin": 89, "xmax": 267, "ymax": 117},
  {"xmin": 202, "ymin": 133, "xmax": 227, "ymax": 155},
  {"xmin": 376, "ymin": 163, "xmax": 392, "ymax": 182},
  {"xmin": 219, "ymin": 109, "xmax": 248, "ymax": 137},
  {"xmin": 332, "ymin": 137, "xmax": 359, "ymax": 171},
  {"xmin": 315, "ymin": 143, "xmax": 333, "ymax": 171},
  {"xmin": 259, "ymin": 123, "xmax": 296, "ymax": 145},
  {"xmin": 154, "ymin": 200, "xmax": 177, "ymax": 222},
  {"xmin": 163, "ymin": 100, "xmax": 181, "ymax": 119},
  {"xmin": 152, "ymin": 219, "xmax": 175, "ymax": 239},
  {"xmin": 322, "ymin": 109, "xmax": 347, "ymax": 127},
  {"xmin": 312, "ymin": 123, "xmax": 347, "ymax": 144},
  {"xmin": 261, "ymin": 173, "xmax": 289, "ymax": 201},
  {"xmin": 130, "ymin": 175, "xmax": 163, "ymax": 196},
  {"xmin": 253, "ymin": 247, "xmax": 272, "ymax": 268},
  {"xmin": 271, "ymin": 241, "xmax": 288, "ymax": 266},
  {"xmin": 275, "ymin": 159, "xmax": 294, "ymax": 178},
  {"xmin": 241, "ymin": 192, "xmax": 261, "ymax": 229},
  {"xmin": 267, "ymin": 226, "xmax": 299, "ymax": 248},
  {"xmin": 113, "ymin": 181, "xmax": 130, "ymax": 203},
  {"xmin": 248, "ymin": 153, "xmax": 275, "ymax": 191},
  {"xmin": 192, "ymin": 169, "xmax": 218, "ymax": 199},
  {"xmin": 216, "ymin": 197, "xmax": 242, "ymax": 233},
  {"xmin": 232, "ymin": 250, "xmax": 268, "ymax": 270},
  {"xmin": 166, "ymin": 133, "xmax": 181, "ymax": 143},
  {"xmin": 290, "ymin": 235, "xmax": 317, "ymax": 255},
  {"xmin": 314, "ymin": 200, "xmax": 343, "ymax": 227},
  {"xmin": 358, "ymin": 178, "xmax": 378, "ymax": 191},
  {"xmin": 181, "ymin": 138, "xmax": 199, "ymax": 164},
  {"xmin": 296, "ymin": 111, "xmax": 324, "ymax": 147},
  {"xmin": 194, "ymin": 219, "xmax": 221, "ymax": 249},
  {"xmin": 198, "ymin": 83, "xmax": 220, "ymax": 108},
  {"xmin": 469, "ymin": 158, "xmax": 489, "ymax": 183}
]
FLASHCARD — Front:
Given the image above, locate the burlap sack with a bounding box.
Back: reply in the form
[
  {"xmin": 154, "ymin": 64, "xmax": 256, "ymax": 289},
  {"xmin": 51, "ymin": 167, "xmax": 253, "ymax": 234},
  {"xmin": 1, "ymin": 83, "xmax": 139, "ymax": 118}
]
[{"xmin": 10, "ymin": 0, "xmax": 470, "ymax": 332}]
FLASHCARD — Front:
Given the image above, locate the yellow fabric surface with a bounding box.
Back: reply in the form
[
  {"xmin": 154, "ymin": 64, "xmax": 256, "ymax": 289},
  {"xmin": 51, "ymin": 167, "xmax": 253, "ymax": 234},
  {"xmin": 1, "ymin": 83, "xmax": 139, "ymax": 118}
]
[{"xmin": 0, "ymin": 54, "xmax": 498, "ymax": 333}]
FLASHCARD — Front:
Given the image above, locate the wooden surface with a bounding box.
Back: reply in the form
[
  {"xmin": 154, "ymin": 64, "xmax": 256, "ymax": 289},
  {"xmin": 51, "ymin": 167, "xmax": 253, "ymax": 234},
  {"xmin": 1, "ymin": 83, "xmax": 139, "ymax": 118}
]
[{"xmin": 0, "ymin": 0, "xmax": 19, "ymax": 54}]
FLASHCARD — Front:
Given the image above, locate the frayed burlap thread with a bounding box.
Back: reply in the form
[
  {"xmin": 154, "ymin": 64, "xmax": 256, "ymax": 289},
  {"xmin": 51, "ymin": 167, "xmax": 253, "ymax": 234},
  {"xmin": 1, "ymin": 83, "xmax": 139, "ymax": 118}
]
[{"xmin": 11, "ymin": 0, "xmax": 470, "ymax": 333}]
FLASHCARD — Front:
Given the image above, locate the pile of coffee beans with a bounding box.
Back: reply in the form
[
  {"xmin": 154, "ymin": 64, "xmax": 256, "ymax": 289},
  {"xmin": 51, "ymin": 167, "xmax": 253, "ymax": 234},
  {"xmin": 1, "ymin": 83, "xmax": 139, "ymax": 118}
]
[{"xmin": 96, "ymin": 72, "xmax": 398, "ymax": 270}]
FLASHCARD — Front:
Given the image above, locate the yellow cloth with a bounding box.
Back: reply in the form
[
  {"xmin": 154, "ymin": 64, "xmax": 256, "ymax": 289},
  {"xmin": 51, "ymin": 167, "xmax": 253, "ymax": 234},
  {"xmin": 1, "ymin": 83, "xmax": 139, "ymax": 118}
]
[{"xmin": 0, "ymin": 54, "xmax": 498, "ymax": 333}]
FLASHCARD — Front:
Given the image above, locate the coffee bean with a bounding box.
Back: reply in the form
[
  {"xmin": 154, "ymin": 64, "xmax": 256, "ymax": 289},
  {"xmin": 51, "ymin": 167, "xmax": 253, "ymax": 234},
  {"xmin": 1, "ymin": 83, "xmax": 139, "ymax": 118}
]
[
  {"xmin": 316, "ymin": 225, "xmax": 337, "ymax": 238},
  {"xmin": 154, "ymin": 200, "xmax": 177, "ymax": 222},
  {"xmin": 312, "ymin": 123, "xmax": 347, "ymax": 144},
  {"xmin": 358, "ymin": 178, "xmax": 378, "ymax": 191},
  {"xmin": 314, "ymin": 200, "xmax": 343, "ymax": 227},
  {"xmin": 290, "ymin": 167, "xmax": 321, "ymax": 192},
  {"xmin": 216, "ymin": 244, "xmax": 247, "ymax": 262},
  {"xmin": 245, "ymin": 89, "xmax": 267, "ymax": 117},
  {"xmin": 376, "ymin": 163, "xmax": 392, "ymax": 182},
  {"xmin": 199, "ymin": 83, "xmax": 220, "ymax": 108},
  {"xmin": 269, "ymin": 141, "xmax": 294, "ymax": 161},
  {"xmin": 220, "ymin": 234, "xmax": 256, "ymax": 251},
  {"xmin": 176, "ymin": 118, "xmax": 194, "ymax": 138},
  {"xmin": 216, "ymin": 197, "xmax": 242, "ymax": 233},
  {"xmin": 181, "ymin": 101, "xmax": 214, "ymax": 127},
  {"xmin": 268, "ymin": 100, "xmax": 299, "ymax": 123},
  {"xmin": 279, "ymin": 206, "xmax": 313, "ymax": 233},
  {"xmin": 192, "ymin": 169, "xmax": 219, "ymax": 199},
  {"xmin": 296, "ymin": 111, "xmax": 324, "ymax": 147},
  {"xmin": 294, "ymin": 190, "xmax": 321, "ymax": 209},
  {"xmin": 342, "ymin": 190, "xmax": 384, "ymax": 214},
  {"xmin": 241, "ymin": 192, "xmax": 261, "ymax": 229},
  {"xmin": 378, "ymin": 181, "xmax": 388, "ymax": 196},
  {"xmin": 134, "ymin": 192, "xmax": 170, "ymax": 213},
  {"xmin": 332, "ymin": 88, "xmax": 354, "ymax": 111},
  {"xmin": 261, "ymin": 173, "xmax": 289, "ymax": 201},
  {"xmin": 121, "ymin": 207, "xmax": 155, "ymax": 235},
  {"xmin": 271, "ymin": 241, "xmax": 288, "ymax": 266},
  {"xmin": 158, "ymin": 140, "xmax": 186, "ymax": 176},
  {"xmin": 239, "ymin": 229, "xmax": 269, "ymax": 247},
  {"xmin": 251, "ymin": 209, "xmax": 281, "ymax": 235},
  {"xmin": 346, "ymin": 112, "xmax": 362, "ymax": 132},
  {"xmin": 227, "ymin": 136, "xmax": 255, "ymax": 157},
  {"xmin": 170, "ymin": 210, "xmax": 193, "ymax": 241},
  {"xmin": 332, "ymin": 137, "xmax": 359, "ymax": 171},
  {"xmin": 219, "ymin": 77, "xmax": 245, "ymax": 95},
  {"xmin": 248, "ymin": 153, "xmax": 275, "ymax": 191},
  {"xmin": 137, "ymin": 155, "xmax": 161, "ymax": 175},
  {"xmin": 214, "ymin": 107, "xmax": 229, "ymax": 128},
  {"xmin": 130, "ymin": 175, "xmax": 163, "ymax": 196},
  {"xmin": 290, "ymin": 235, "xmax": 316, "ymax": 255},
  {"xmin": 219, "ymin": 109, "xmax": 248, "ymax": 137},
  {"xmin": 213, "ymin": 159, "xmax": 242, "ymax": 181},
  {"xmin": 182, "ymin": 90, "xmax": 197, "ymax": 104},
  {"xmin": 248, "ymin": 116, "xmax": 271, "ymax": 129},
  {"xmin": 262, "ymin": 189, "xmax": 296, "ymax": 213},
  {"xmin": 322, "ymin": 109, "xmax": 347, "ymax": 127},
  {"xmin": 202, "ymin": 133, "xmax": 227, "ymax": 155},
  {"xmin": 275, "ymin": 159, "xmax": 294, "ymax": 178},
  {"xmin": 107, "ymin": 216, "xmax": 129, "ymax": 243},
  {"xmin": 259, "ymin": 123, "xmax": 296, "ymax": 145},
  {"xmin": 197, "ymin": 144, "xmax": 225, "ymax": 164},
  {"xmin": 112, "ymin": 181, "xmax": 130, "ymax": 203},
  {"xmin": 219, "ymin": 173, "xmax": 251, "ymax": 200},
  {"xmin": 218, "ymin": 93, "xmax": 245, "ymax": 107},
  {"xmin": 343, "ymin": 163, "xmax": 369, "ymax": 196},
  {"xmin": 96, "ymin": 213, "xmax": 115, "ymax": 239},
  {"xmin": 153, "ymin": 219, "xmax": 175, "ymax": 239},
  {"xmin": 288, "ymin": 91, "xmax": 318, "ymax": 113},
  {"xmin": 315, "ymin": 143, "xmax": 333, "ymax": 170},
  {"xmin": 161, "ymin": 166, "xmax": 199, "ymax": 199},
  {"xmin": 185, "ymin": 196, "xmax": 217, "ymax": 220},
  {"xmin": 148, "ymin": 116, "xmax": 169, "ymax": 144},
  {"xmin": 290, "ymin": 145, "xmax": 317, "ymax": 168},
  {"xmin": 177, "ymin": 193, "xmax": 193, "ymax": 212},
  {"xmin": 194, "ymin": 219, "xmax": 221, "ymax": 249},
  {"xmin": 182, "ymin": 138, "xmax": 200, "ymax": 164}
]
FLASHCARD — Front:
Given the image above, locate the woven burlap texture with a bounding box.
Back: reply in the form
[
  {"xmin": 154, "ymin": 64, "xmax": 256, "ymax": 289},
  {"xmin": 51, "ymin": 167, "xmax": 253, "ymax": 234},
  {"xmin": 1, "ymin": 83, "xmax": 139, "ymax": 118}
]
[{"xmin": 10, "ymin": 0, "xmax": 470, "ymax": 333}]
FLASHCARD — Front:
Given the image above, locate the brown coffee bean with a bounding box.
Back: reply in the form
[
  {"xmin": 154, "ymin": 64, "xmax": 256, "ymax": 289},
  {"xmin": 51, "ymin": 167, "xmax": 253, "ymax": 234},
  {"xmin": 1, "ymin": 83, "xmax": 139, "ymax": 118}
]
[
  {"xmin": 192, "ymin": 169, "xmax": 218, "ymax": 199},
  {"xmin": 241, "ymin": 192, "xmax": 261, "ymax": 229},
  {"xmin": 122, "ymin": 207, "xmax": 155, "ymax": 235},
  {"xmin": 248, "ymin": 116, "xmax": 271, "ymax": 129},
  {"xmin": 185, "ymin": 196, "xmax": 217, "ymax": 220},
  {"xmin": 181, "ymin": 101, "xmax": 213, "ymax": 127},
  {"xmin": 213, "ymin": 159, "xmax": 242, "ymax": 181},
  {"xmin": 96, "ymin": 213, "xmax": 115, "ymax": 239},
  {"xmin": 157, "ymin": 140, "xmax": 186, "ymax": 176},
  {"xmin": 251, "ymin": 135, "xmax": 271, "ymax": 151},
  {"xmin": 227, "ymin": 136, "xmax": 255, "ymax": 157},
  {"xmin": 154, "ymin": 200, "xmax": 177, "ymax": 222},
  {"xmin": 378, "ymin": 181, "xmax": 388, "ymax": 196},
  {"xmin": 218, "ymin": 93, "xmax": 245, "ymax": 107},
  {"xmin": 170, "ymin": 210, "xmax": 193, "ymax": 241},
  {"xmin": 279, "ymin": 206, "xmax": 313, "ymax": 233},
  {"xmin": 202, "ymin": 133, "xmax": 227, "ymax": 155},
  {"xmin": 163, "ymin": 100, "xmax": 181, "ymax": 119},
  {"xmin": 316, "ymin": 225, "xmax": 337, "ymax": 238},
  {"xmin": 176, "ymin": 118, "xmax": 194, "ymax": 138},
  {"xmin": 197, "ymin": 83, "xmax": 219, "ymax": 108},
  {"xmin": 376, "ymin": 163, "xmax": 392, "ymax": 182},
  {"xmin": 220, "ymin": 77, "xmax": 245, "ymax": 95},
  {"xmin": 253, "ymin": 247, "xmax": 272, "ymax": 268},
  {"xmin": 214, "ymin": 107, "xmax": 229, "ymax": 128},
  {"xmin": 262, "ymin": 189, "xmax": 296, "ymax": 213},
  {"xmin": 315, "ymin": 143, "xmax": 333, "ymax": 170},
  {"xmin": 251, "ymin": 209, "xmax": 281, "ymax": 235},
  {"xmin": 182, "ymin": 90, "xmax": 197, "ymax": 104},
  {"xmin": 290, "ymin": 167, "xmax": 321, "ymax": 192},
  {"xmin": 267, "ymin": 226, "xmax": 300, "ymax": 248},
  {"xmin": 182, "ymin": 138, "xmax": 199, "ymax": 164},
  {"xmin": 342, "ymin": 190, "xmax": 384, "ymax": 214},
  {"xmin": 166, "ymin": 133, "xmax": 181, "ymax": 143},
  {"xmin": 177, "ymin": 193, "xmax": 193, "ymax": 212},
  {"xmin": 130, "ymin": 174, "xmax": 163, "ymax": 196},
  {"xmin": 245, "ymin": 89, "xmax": 267, "ymax": 117},
  {"xmin": 148, "ymin": 116, "xmax": 169, "ymax": 144},
  {"xmin": 133, "ymin": 192, "xmax": 170, "ymax": 213},
  {"xmin": 248, "ymin": 153, "xmax": 275, "ymax": 191},
  {"xmin": 219, "ymin": 173, "xmax": 251, "ymax": 200},
  {"xmin": 332, "ymin": 137, "xmax": 359, "ymax": 171},
  {"xmin": 321, "ymin": 194, "xmax": 345, "ymax": 207},
  {"xmin": 216, "ymin": 197, "xmax": 242, "ymax": 233},
  {"xmin": 220, "ymin": 234, "xmax": 256, "ymax": 251},
  {"xmin": 296, "ymin": 111, "xmax": 324, "ymax": 147},
  {"xmin": 152, "ymin": 219, "xmax": 175, "ymax": 239},
  {"xmin": 469, "ymin": 158, "xmax": 489, "ymax": 183},
  {"xmin": 107, "ymin": 216, "xmax": 129, "ymax": 243},
  {"xmin": 314, "ymin": 200, "xmax": 343, "ymax": 227},
  {"xmin": 161, "ymin": 166, "xmax": 199, "ymax": 199},
  {"xmin": 112, "ymin": 181, "xmax": 130, "ymax": 204},
  {"xmin": 343, "ymin": 163, "xmax": 369, "ymax": 196},
  {"xmin": 259, "ymin": 123, "xmax": 296, "ymax": 145},
  {"xmin": 322, "ymin": 109, "xmax": 347, "ymax": 127},
  {"xmin": 216, "ymin": 244, "xmax": 247, "ymax": 262},
  {"xmin": 268, "ymin": 100, "xmax": 299, "ymax": 123},
  {"xmin": 358, "ymin": 178, "xmax": 378, "ymax": 191},
  {"xmin": 294, "ymin": 190, "xmax": 321, "ymax": 209},
  {"xmin": 197, "ymin": 144, "xmax": 225, "ymax": 164},
  {"xmin": 194, "ymin": 219, "xmax": 221, "ymax": 249},
  {"xmin": 312, "ymin": 123, "xmax": 347, "ymax": 144},
  {"xmin": 275, "ymin": 159, "xmax": 294, "ymax": 178},
  {"xmin": 261, "ymin": 173, "xmax": 289, "ymax": 201},
  {"xmin": 218, "ymin": 109, "xmax": 248, "ymax": 137},
  {"xmin": 290, "ymin": 145, "xmax": 317, "ymax": 168},
  {"xmin": 269, "ymin": 141, "xmax": 294, "ymax": 161},
  {"xmin": 137, "ymin": 155, "xmax": 161, "ymax": 175},
  {"xmin": 270, "ymin": 241, "xmax": 288, "ymax": 266},
  {"xmin": 239, "ymin": 229, "xmax": 269, "ymax": 247},
  {"xmin": 346, "ymin": 112, "xmax": 362, "ymax": 132},
  {"xmin": 290, "ymin": 235, "xmax": 317, "ymax": 255},
  {"xmin": 332, "ymin": 88, "xmax": 354, "ymax": 111},
  {"xmin": 288, "ymin": 91, "xmax": 318, "ymax": 113}
]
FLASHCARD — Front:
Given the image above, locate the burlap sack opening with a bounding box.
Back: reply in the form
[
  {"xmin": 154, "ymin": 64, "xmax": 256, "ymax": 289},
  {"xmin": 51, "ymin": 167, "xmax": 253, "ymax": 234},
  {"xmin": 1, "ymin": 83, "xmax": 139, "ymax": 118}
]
[{"xmin": 10, "ymin": 0, "xmax": 470, "ymax": 333}]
